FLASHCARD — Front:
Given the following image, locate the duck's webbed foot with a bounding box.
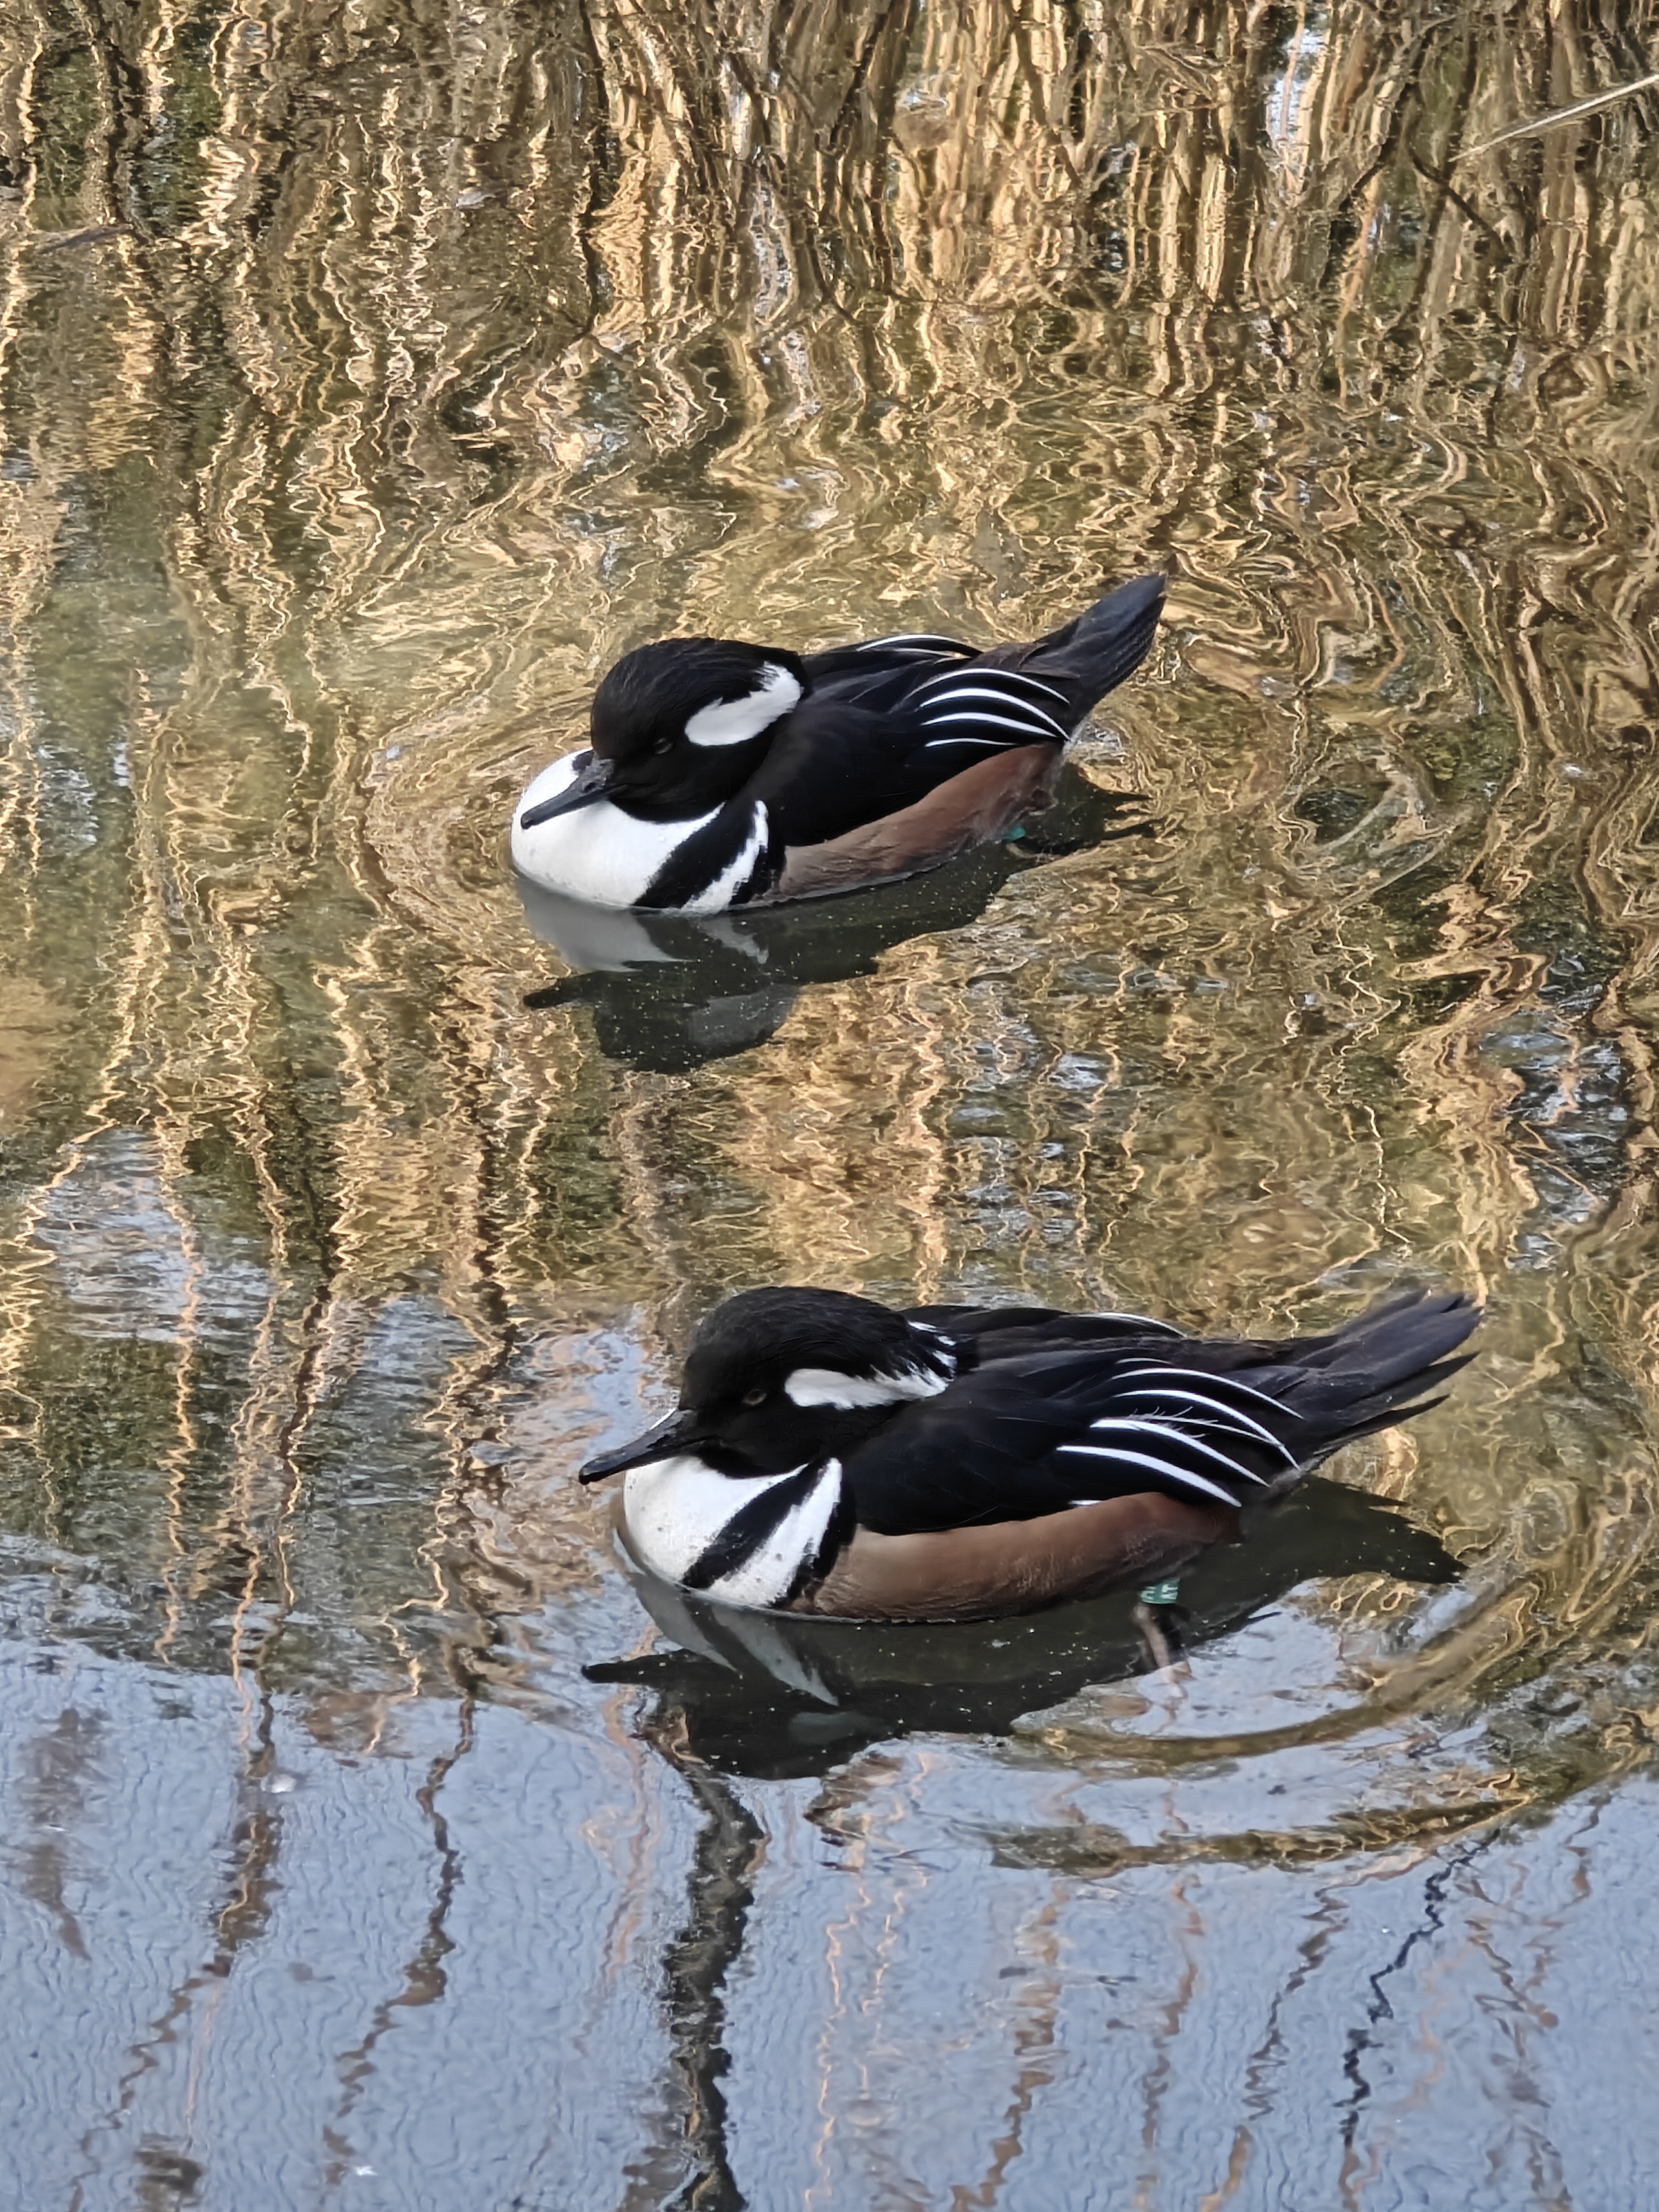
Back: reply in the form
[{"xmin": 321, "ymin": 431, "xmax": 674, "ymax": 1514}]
[{"xmin": 1133, "ymin": 1580, "xmax": 1189, "ymax": 1675}]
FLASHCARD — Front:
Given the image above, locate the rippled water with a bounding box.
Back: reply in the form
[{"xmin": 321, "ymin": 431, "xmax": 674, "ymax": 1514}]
[{"xmin": 4, "ymin": 2, "xmax": 1659, "ymax": 2204}]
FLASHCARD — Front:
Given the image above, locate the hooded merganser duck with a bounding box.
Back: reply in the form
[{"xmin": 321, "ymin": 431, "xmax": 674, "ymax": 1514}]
[
  {"xmin": 578, "ymin": 1286, "xmax": 1481, "ymax": 1622},
  {"xmin": 511, "ymin": 572, "xmax": 1165, "ymax": 912}
]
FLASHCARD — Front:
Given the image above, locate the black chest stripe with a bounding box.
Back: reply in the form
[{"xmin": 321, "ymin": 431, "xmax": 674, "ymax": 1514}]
[
  {"xmin": 643, "ymin": 803, "xmax": 773, "ymax": 911},
  {"xmin": 683, "ymin": 1464, "xmax": 828, "ymax": 1591}
]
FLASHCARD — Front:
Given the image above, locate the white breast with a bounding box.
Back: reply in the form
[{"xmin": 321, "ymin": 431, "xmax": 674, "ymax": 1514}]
[
  {"xmin": 511, "ymin": 752, "xmax": 718, "ymax": 909},
  {"xmin": 622, "ymin": 1454, "xmax": 845, "ymax": 1610}
]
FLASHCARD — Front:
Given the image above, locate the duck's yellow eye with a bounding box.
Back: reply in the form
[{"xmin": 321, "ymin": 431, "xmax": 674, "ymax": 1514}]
[{"xmin": 742, "ymin": 1386, "xmax": 767, "ymax": 1407}]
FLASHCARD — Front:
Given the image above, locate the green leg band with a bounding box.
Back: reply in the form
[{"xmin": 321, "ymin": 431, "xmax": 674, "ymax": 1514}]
[{"xmin": 1138, "ymin": 1579, "xmax": 1181, "ymax": 1607}]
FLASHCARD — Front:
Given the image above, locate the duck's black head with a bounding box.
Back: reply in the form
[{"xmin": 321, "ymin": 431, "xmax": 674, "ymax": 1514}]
[
  {"xmin": 560, "ymin": 638, "xmax": 810, "ymax": 829},
  {"xmin": 579, "ymin": 1287, "xmax": 955, "ymax": 1481}
]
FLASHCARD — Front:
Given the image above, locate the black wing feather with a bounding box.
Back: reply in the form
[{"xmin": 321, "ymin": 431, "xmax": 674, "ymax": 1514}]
[
  {"xmin": 842, "ymin": 1350, "xmax": 1284, "ymax": 1534},
  {"xmin": 844, "ymin": 1291, "xmax": 1480, "ymax": 1536},
  {"xmin": 905, "ymin": 1303, "xmax": 1188, "ymax": 1365},
  {"xmin": 752, "ymin": 579, "xmax": 1165, "ymax": 851}
]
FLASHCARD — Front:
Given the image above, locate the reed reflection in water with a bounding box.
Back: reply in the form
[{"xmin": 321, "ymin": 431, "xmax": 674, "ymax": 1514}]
[{"xmin": 2, "ymin": 0, "xmax": 1659, "ymax": 2203}]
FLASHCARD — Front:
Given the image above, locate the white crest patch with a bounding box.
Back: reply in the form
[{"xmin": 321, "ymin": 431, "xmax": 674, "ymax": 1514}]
[
  {"xmin": 622, "ymin": 1454, "xmax": 844, "ymax": 1610},
  {"xmin": 511, "ymin": 751, "xmax": 718, "ymax": 908},
  {"xmin": 784, "ymin": 1365, "xmax": 948, "ymax": 1410},
  {"xmin": 684, "ymin": 663, "xmax": 801, "ymax": 747}
]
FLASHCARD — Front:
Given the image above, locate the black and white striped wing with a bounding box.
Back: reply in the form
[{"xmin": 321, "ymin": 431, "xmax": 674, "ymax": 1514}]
[
  {"xmin": 800, "ymin": 634, "xmax": 977, "ymax": 693},
  {"xmin": 1054, "ymin": 1364, "xmax": 1303, "ymax": 1509},
  {"xmin": 842, "ymin": 1354, "xmax": 1308, "ymax": 1536},
  {"xmin": 855, "ymin": 632, "xmax": 980, "ymax": 659},
  {"xmin": 903, "ymin": 664, "xmax": 1076, "ymax": 762}
]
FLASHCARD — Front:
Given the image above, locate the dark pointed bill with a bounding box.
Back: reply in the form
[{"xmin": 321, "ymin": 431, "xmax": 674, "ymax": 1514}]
[
  {"xmin": 579, "ymin": 1407, "xmax": 706, "ymax": 1481},
  {"xmin": 519, "ymin": 752, "xmax": 616, "ymax": 830}
]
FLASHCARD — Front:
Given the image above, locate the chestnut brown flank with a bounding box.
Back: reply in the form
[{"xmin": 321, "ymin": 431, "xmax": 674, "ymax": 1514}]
[
  {"xmin": 767, "ymin": 744, "xmax": 1061, "ymax": 901},
  {"xmin": 794, "ymin": 1495, "xmax": 1239, "ymax": 1622}
]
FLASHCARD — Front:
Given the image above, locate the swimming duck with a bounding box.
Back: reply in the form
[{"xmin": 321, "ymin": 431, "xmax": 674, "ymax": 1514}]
[
  {"xmin": 517, "ymin": 767, "xmax": 1144, "ymax": 1070},
  {"xmin": 578, "ymin": 1285, "xmax": 1480, "ymax": 1622},
  {"xmin": 512, "ymin": 572, "xmax": 1165, "ymax": 912}
]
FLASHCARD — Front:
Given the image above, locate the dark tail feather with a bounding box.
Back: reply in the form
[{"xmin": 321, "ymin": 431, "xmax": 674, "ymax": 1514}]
[
  {"xmin": 1283, "ymin": 1291, "xmax": 1482, "ymax": 1439},
  {"xmin": 1310, "ymin": 1289, "xmax": 1480, "ymax": 1385},
  {"xmin": 1313, "ymin": 1355, "xmax": 1475, "ymax": 1433},
  {"xmin": 1017, "ymin": 571, "xmax": 1166, "ymax": 706}
]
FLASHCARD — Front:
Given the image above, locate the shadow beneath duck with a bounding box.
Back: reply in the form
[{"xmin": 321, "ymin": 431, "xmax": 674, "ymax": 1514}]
[
  {"xmin": 585, "ymin": 1479, "xmax": 1459, "ymax": 1781},
  {"xmin": 518, "ymin": 766, "xmax": 1147, "ymax": 1073}
]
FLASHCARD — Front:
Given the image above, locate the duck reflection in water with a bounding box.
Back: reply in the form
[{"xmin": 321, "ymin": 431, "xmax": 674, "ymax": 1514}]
[
  {"xmin": 518, "ymin": 764, "xmax": 1149, "ymax": 1071},
  {"xmin": 588, "ymin": 1487, "xmax": 1460, "ymax": 2212},
  {"xmin": 583, "ymin": 1432, "xmax": 1463, "ymax": 2211},
  {"xmin": 588, "ymin": 1479, "xmax": 1460, "ymax": 1782}
]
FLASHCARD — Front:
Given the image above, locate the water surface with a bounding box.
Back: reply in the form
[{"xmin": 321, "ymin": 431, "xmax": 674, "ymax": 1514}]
[{"xmin": 3, "ymin": 3, "xmax": 1659, "ymax": 2204}]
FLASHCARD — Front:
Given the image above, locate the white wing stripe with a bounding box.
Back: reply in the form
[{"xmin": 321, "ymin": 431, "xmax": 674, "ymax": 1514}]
[
  {"xmin": 1114, "ymin": 1387, "xmax": 1298, "ymax": 1465},
  {"xmin": 914, "ymin": 667, "xmax": 1069, "ymax": 706},
  {"xmin": 919, "ymin": 687, "xmax": 1060, "ymax": 718},
  {"xmin": 1112, "ymin": 1365, "xmax": 1300, "ymax": 1419},
  {"xmin": 857, "ymin": 633, "xmax": 973, "ymax": 652},
  {"xmin": 919, "ymin": 688, "xmax": 1067, "ymax": 737},
  {"xmin": 997, "ymin": 670, "xmax": 1070, "ymax": 702},
  {"xmin": 921, "ymin": 736, "xmax": 1008, "ymax": 751},
  {"xmin": 925, "ymin": 685, "xmax": 1066, "ymax": 730},
  {"xmin": 920, "ymin": 712, "xmax": 1061, "ymax": 741},
  {"xmin": 1076, "ymin": 1416, "xmax": 1265, "ymax": 1487},
  {"xmin": 1057, "ymin": 1445, "xmax": 1242, "ymax": 1509}
]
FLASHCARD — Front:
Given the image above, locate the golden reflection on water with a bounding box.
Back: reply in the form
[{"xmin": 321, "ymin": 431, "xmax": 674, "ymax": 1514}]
[{"xmin": 1, "ymin": 0, "xmax": 1658, "ymax": 1940}]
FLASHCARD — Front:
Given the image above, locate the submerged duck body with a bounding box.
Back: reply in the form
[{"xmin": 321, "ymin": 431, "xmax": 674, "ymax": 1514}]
[
  {"xmin": 512, "ymin": 573, "xmax": 1165, "ymax": 912},
  {"xmin": 579, "ymin": 1286, "xmax": 1481, "ymax": 1622}
]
